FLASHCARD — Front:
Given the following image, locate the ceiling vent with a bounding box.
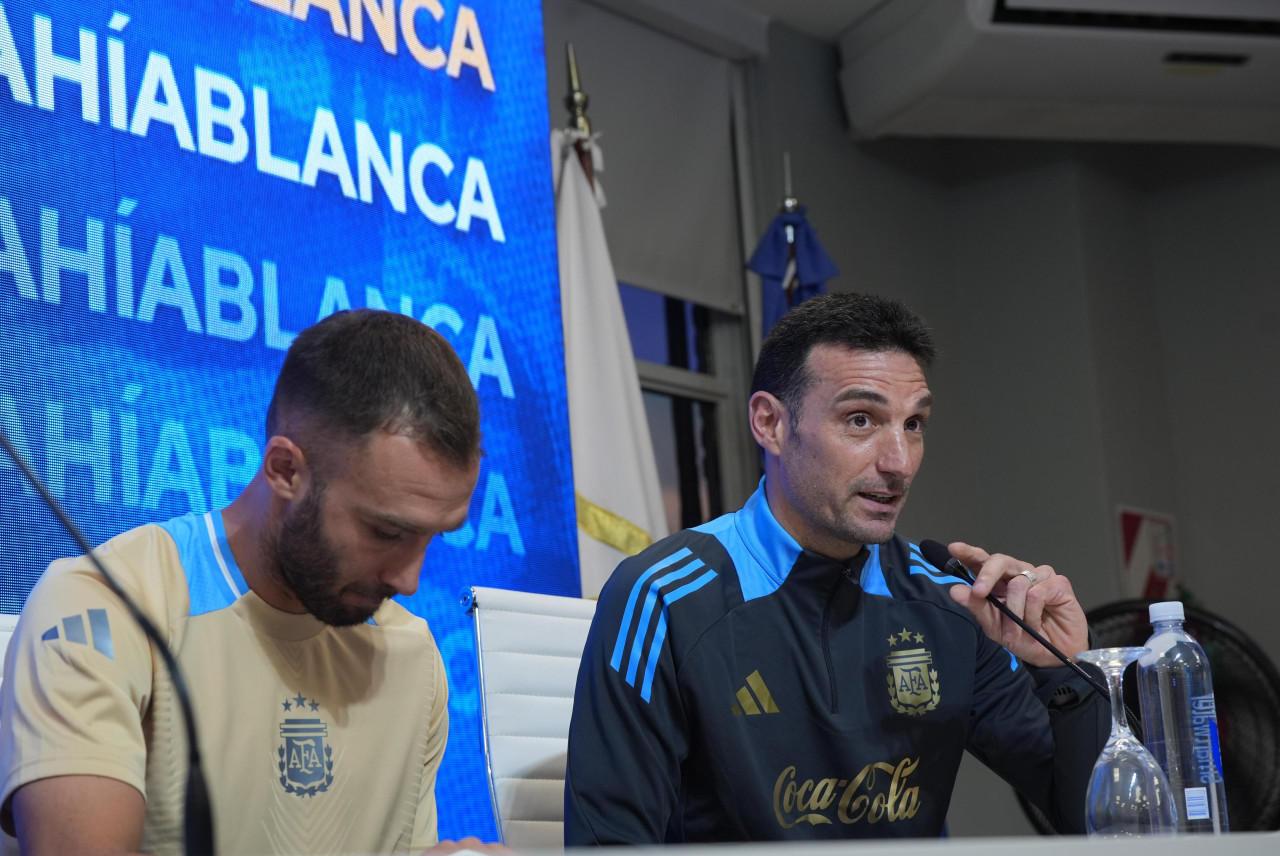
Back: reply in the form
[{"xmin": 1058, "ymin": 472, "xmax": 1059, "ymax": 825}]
[{"xmin": 838, "ymin": 0, "xmax": 1280, "ymax": 146}]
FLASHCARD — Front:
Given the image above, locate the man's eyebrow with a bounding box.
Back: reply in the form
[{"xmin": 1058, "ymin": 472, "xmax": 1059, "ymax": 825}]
[
  {"xmin": 361, "ymin": 510, "xmax": 431, "ymax": 535},
  {"xmin": 833, "ymin": 389, "xmax": 933, "ymax": 410},
  {"xmin": 834, "ymin": 389, "xmax": 888, "ymax": 406}
]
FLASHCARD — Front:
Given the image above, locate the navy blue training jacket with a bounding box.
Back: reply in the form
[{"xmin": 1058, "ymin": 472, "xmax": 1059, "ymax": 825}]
[{"xmin": 564, "ymin": 482, "xmax": 1107, "ymax": 844}]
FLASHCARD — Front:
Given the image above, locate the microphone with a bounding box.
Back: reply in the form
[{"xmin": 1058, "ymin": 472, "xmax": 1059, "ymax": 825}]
[
  {"xmin": 918, "ymin": 539, "xmax": 1108, "ymax": 702},
  {"xmin": 0, "ymin": 428, "xmax": 214, "ymax": 856}
]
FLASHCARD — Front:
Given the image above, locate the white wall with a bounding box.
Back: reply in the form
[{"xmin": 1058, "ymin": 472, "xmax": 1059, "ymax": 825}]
[
  {"xmin": 739, "ymin": 19, "xmax": 1280, "ymax": 836},
  {"xmin": 1144, "ymin": 148, "xmax": 1280, "ymax": 665},
  {"xmin": 1077, "ymin": 152, "xmax": 1182, "ymax": 562}
]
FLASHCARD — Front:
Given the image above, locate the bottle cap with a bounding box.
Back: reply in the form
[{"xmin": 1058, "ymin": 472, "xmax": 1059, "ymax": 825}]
[{"xmin": 1149, "ymin": 601, "xmax": 1185, "ymax": 623}]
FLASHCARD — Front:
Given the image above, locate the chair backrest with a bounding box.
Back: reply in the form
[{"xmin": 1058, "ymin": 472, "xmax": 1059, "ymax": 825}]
[
  {"xmin": 0, "ymin": 613, "xmax": 17, "ymax": 694},
  {"xmin": 464, "ymin": 585, "xmax": 596, "ymax": 850},
  {"xmin": 0, "ymin": 614, "xmax": 15, "ymax": 854}
]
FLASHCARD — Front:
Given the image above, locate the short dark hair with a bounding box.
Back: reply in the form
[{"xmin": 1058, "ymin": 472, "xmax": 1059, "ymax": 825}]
[
  {"xmin": 750, "ymin": 293, "xmax": 936, "ymax": 419},
  {"xmin": 266, "ymin": 309, "xmax": 481, "ymax": 470}
]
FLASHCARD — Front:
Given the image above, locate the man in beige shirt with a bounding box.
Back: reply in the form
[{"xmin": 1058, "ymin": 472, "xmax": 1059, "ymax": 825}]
[{"xmin": 1, "ymin": 309, "xmax": 493, "ymax": 855}]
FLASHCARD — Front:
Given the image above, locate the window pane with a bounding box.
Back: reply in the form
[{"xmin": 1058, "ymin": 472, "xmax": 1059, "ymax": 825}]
[
  {"xmin": 643, "ymin": 391, "xmax": 723, "ymax": 531},
  {"xmin": 619, "ymin": 282, "xmax": 712, "ymax": 374}
]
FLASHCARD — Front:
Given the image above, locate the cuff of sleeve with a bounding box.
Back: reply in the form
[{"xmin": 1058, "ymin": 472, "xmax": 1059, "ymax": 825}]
[
  {"xmin": 1027, "ymin": 628, "xmax": 1101, "ymax": 706},
  {"xmin": 1, "ymin": 757, "xmax": 146, "ymax": 836},
  {"xmin": 1027, "ymin": 666, "xmax": 1094, "ymax": 707}
]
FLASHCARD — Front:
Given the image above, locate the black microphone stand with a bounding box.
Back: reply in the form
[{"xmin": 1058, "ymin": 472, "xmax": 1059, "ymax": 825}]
[{"xmin": 0, "ymin": 428, "xmax": 214, "ymax": 856}]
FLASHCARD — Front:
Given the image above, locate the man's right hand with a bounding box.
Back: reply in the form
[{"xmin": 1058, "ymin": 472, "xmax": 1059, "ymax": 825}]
[
  {"xmin": 11, "ymin": 776, "xmax": 145, "ymax": 856},
  {"xmin": 945, "ymin": 541, "xmax": 1090, "ymax": 668}
]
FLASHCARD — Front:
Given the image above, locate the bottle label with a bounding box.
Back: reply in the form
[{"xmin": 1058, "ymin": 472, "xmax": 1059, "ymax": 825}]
[
  {"xmin": 1190, "ymin": 694, "xmax": 1225, "ymax": 785},
  {"xmin": 1184, "ymin": 787, "xmax": 1211, "ymax": 821}
]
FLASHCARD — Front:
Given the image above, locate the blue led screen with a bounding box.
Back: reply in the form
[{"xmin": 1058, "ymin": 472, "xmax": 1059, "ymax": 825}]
[{"xmin": 0, "ymin": 0, "xmax": 577, "ymax": 841}]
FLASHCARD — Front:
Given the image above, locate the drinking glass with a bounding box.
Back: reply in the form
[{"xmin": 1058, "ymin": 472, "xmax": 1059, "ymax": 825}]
[{"xmin": 1075, "ymin": 646, "xmax": 1177, "ymax": 837}]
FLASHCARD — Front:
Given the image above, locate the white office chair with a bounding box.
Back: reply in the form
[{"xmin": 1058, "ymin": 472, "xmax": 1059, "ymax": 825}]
[
  {"xmin": 0, "ymin": 613, "xmax": 17, "ymax": 694},
  {"xmin": 464, "ymin": 585, "xmax": 596, "ymax": 850}
]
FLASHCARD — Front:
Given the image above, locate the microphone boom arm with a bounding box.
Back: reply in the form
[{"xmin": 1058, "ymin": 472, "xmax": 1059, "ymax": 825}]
[
  {"xmin": 919, "ymin": 539, "xmax": 1109, "ymax": 702},
  {"xmin": 0, "ymin": 428, "xmax": 215, "ymax": 856}
]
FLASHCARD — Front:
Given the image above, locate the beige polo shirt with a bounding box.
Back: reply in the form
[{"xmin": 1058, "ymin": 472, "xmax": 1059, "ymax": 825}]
[{"xmin": 0, "ymin": 511, "xmax": 447, "ymax": 855}]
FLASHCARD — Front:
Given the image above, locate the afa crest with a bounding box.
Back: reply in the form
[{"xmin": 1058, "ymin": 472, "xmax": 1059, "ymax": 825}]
[
  {"xmin": 885, "ymin": 627, "xmax": 940, "ymax": 717},
  {"xmin": 277, "ymin": 693, "xmax": 335, "ymax": 797}
]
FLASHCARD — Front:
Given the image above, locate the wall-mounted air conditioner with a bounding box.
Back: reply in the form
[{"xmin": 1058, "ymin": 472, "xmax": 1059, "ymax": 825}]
[{"xmin": 838, "ymin": 0, "xmax": 1280, "ymax": 146}]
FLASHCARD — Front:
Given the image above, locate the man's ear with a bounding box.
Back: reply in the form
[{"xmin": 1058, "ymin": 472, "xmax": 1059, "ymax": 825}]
[
  {"xmin": 262, "ymin": 436, "xmax": 308, "ymax": 500},
  {"xmin": 749, "ymin": 391, "xmax": 788, "ymax": 457}
]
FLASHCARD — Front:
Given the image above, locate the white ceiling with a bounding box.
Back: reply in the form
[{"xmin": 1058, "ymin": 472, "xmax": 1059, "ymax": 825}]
[
  {"xmin": 716, "ymin": 0, "xmax": 888, "ymax": 42},
  {"xmin": 729, "ymin": 0, "xmax": 1280, "ymax": 41},
  {"xmin": 587, "ymin": 0, "xmax": 1280, "ymax": 148}
]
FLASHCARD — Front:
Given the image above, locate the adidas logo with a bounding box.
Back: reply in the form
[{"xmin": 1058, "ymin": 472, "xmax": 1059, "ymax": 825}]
[
  {"xmin": 41, "ymin": 609, "xmax": 114, "ymax": 660},
  {"xmin": 731, "ymin": 669, "xmax": 778, "ymax": 716}
]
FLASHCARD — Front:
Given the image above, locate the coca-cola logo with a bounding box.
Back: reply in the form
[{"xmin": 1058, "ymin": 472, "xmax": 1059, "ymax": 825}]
[{"xmin": 772, "ymin": 757, "xmax": 922, "ymax": 829}]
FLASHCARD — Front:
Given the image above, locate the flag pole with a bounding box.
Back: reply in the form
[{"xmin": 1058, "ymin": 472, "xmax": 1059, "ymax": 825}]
[
  {"xmin": 565, "ymin": 43, "xmax": 594, "ymax": 188},
  {"xmin": 554, "ymin": 44, "xmax": 670, "ymax": 595},
  {"xmin": 782, "ymin": 151, "xmax": 799, "ymax": 213},
  {"xmin": 748, "ymin": 153, "xmax": 838, "ymax": 335},
  {"xmin": 780, "ymin": 152, "xmax": 799, "ymax": 298}
]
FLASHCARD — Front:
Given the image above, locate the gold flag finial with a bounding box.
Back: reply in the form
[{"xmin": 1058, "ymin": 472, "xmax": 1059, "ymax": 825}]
[{"xmin": 565, "ymin": 43, "xmax": 591, "ymax": 136}]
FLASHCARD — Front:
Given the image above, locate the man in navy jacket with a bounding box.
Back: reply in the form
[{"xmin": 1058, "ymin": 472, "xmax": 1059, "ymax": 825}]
[{"xmin": 564, "ymin": 293, "xmax": 1107, "ymax": 844}]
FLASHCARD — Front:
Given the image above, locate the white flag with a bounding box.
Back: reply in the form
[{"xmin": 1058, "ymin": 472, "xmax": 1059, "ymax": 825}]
[{"xmin": 553, "ymin": 129, "xmax": 668, "ymax": 597}]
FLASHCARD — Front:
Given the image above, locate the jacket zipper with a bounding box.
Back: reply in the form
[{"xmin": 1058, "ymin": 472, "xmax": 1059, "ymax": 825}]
[
  {"xmin": 823, "ymin": 564, "xmax": 862, "ymax": 714},
  {"xmin": 822, "ymin": 572, "xmax": 845, "ymax": 713}
]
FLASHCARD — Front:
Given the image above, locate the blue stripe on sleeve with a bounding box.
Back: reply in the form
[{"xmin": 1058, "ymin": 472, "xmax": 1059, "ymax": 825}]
[
  {"xmin": 639, "ymin": 569, "xmax": 718, "ymax": 701},
  {"xmin": 88, "ymin": 608, "xmax": 113, "ymax": 659},
  {"xmin": 906, "ymin": 541, "xmax": 969, "ymax": 586},
  {"xmin": 624, "ymin": 560, "xmax": 705, "ymax": 686},
  {"xmin": 62, "ymin": 614, "xmax": 86, "ymax": 644},
  {"xmin": 609, "ymin": 548, "xmax": 692, "ymax": 672}
]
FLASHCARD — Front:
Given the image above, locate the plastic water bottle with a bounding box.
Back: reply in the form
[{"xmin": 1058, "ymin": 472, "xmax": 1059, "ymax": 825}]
[{"xmin": 1136, "ymin": 601, "xmax": 1229, "ymax": 833}]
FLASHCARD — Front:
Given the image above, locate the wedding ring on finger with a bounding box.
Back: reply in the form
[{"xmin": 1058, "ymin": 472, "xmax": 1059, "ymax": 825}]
[{"xmin": 1018, "ymin": 570, "xmax": 1037, "ymax": 586}]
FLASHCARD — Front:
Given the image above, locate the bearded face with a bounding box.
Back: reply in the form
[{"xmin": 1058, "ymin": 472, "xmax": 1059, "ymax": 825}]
[{"xmin": 263, "ymin": 481, "xmax": 397, "ymax": 627}]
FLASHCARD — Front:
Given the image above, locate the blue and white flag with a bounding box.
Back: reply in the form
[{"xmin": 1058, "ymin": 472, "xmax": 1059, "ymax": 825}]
[{"xmin": 748, "ymin": 205, "xmax": 840, "ymax": 336}]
